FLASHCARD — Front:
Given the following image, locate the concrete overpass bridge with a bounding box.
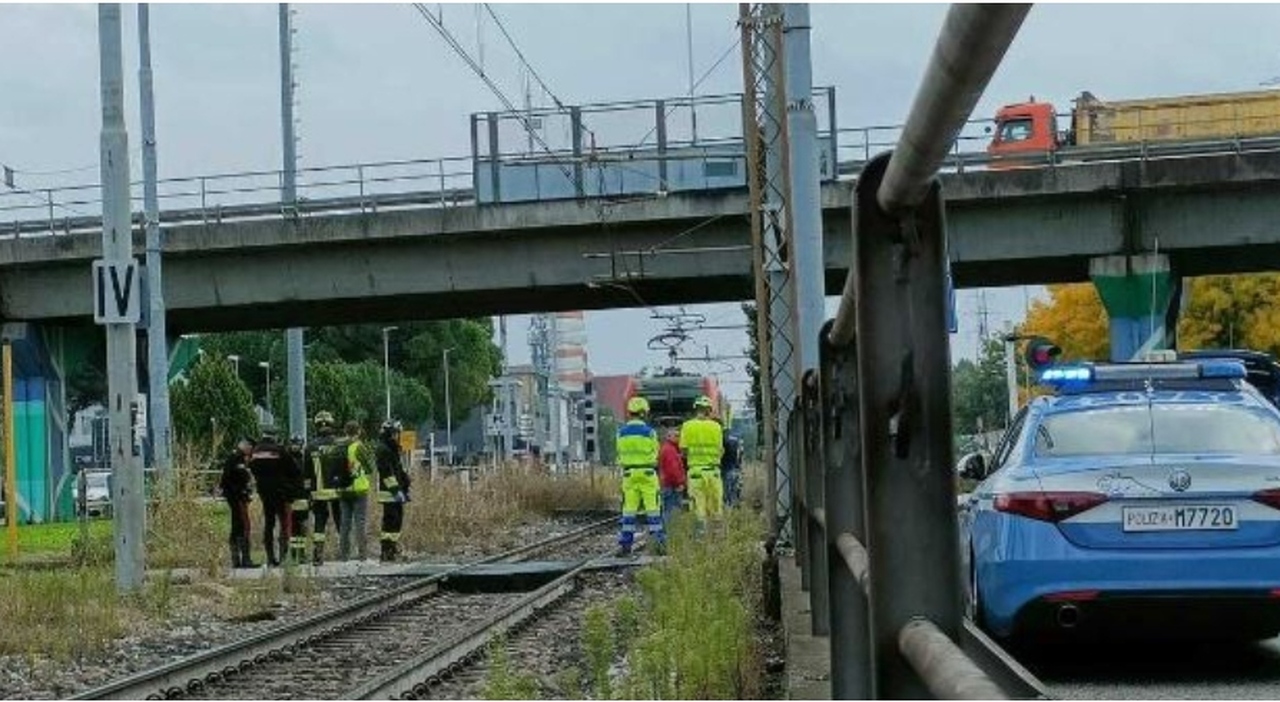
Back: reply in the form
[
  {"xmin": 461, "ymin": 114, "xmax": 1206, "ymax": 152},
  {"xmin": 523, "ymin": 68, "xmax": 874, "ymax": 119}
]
[{"xmin": 2, "ymin": 146, "xmax": 1280, "ymax": 332}]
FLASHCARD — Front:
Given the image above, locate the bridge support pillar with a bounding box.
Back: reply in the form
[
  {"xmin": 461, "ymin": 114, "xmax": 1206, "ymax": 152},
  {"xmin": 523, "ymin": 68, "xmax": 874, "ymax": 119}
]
[
  {"xmin": 1089, "ymin": 253, "xmax": 1183, "ymax": 361},
  {"xmin": 1, "ymin": 323, "xmax": 69, "ymax": 524}
]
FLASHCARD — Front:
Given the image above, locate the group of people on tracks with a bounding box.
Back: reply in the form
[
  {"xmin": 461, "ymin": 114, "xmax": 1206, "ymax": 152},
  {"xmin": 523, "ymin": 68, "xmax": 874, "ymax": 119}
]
[
  {"xmin": 219, "ymin": 412, "xmax": 413, "ymax": 569},
  {"xmin": 614, "ymin": 394, "xmax": 744, "ymax": 557}
]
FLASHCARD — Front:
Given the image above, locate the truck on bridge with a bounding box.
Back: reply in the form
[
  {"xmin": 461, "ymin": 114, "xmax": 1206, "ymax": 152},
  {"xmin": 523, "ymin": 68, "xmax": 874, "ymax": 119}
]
[{"xmin": 987, "ymin": 87, "xmax": 1280, "ymax": 165}]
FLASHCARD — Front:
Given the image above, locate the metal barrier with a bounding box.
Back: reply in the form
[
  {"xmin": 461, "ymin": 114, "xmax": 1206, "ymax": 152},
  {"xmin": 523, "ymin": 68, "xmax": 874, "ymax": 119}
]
[{"xmin": 787, "ymin": 5, "xmax": 1049, "ymax": 699}]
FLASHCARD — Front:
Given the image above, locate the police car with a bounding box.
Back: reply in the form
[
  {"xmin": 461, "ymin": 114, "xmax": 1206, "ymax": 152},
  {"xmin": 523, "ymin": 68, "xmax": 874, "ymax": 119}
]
[{"xmin": 958, "ymin": 349, "xmax": 1280, "ymax": 642}]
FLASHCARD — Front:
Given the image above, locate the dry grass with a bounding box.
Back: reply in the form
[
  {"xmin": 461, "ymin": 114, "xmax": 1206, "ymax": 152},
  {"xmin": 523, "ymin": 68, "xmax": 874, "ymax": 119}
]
[
  {"xmin": 0, "ymin": 567, "xmax": 124, "ymax": 660},
  {"xmin": 394, "ymin": 464, "xmax": 620, "ymax": 555},
  {"xmin": 147, "ymin": 445, "xmax": 230, "ymax": 575}
]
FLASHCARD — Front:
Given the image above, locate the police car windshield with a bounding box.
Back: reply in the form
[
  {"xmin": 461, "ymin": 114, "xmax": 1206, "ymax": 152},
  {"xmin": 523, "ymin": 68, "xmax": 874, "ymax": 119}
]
[{"xmin": 1034, "ymin": 404, "xmax": 1280, "ymax": 457}]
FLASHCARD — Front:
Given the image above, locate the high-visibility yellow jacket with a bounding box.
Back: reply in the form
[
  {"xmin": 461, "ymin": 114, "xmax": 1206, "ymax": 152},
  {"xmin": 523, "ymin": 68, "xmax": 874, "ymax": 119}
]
[
  {"xmin": 679, "ymin": 417, "xmax": 724, "ymax": 471},
  {"xmin": 616, "ymin": 419, "xmax": 658, "ymax": 469}
]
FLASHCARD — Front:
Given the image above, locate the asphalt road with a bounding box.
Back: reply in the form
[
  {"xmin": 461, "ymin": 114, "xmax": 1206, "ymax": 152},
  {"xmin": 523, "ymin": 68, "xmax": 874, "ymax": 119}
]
[{"xmin": 1018, "ymin": 636, "xmax": 1280, "ymax": 699}]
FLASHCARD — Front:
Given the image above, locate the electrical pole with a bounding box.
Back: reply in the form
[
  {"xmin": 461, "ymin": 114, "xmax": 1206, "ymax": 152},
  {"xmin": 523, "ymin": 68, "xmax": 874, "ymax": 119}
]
[
  {"xmin": 139, "ymin": 4, "xmax": 171, "ymax": 480},
  {"xmin": 99, "ymin": 4, "xmax": 144, "ymax": 593},
  {"xmin": 783, "ymin": 3, "xmax": 824, "ymax": 380},
  {"xmin": 499, "ymin": 316, "xmax": 514, "ymax": 462},
  {"xmin": 280, "ymin": 3, "xmax": 306, "ymax": 441}
]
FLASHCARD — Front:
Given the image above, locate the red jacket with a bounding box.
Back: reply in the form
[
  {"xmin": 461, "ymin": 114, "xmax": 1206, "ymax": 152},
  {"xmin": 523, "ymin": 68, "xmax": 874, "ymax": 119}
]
[{"xmin": 657, "ymin": 439, "xmax": 686, "ymax": 489}]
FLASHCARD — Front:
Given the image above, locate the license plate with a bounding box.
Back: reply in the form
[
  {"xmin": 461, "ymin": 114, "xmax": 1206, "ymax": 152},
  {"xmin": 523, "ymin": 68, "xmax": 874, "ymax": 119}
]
[{"xmin": 1122, "ymin": 505, "xmax": 1238, "ymax": 532}]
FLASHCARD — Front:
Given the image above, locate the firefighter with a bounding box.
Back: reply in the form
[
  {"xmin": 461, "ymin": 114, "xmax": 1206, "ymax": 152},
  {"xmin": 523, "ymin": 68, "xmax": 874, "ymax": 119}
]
[
  {"xmin": 219, "ymin": 437, "xmax": 259, "ymax": 569},
  {"xmin": 248, "ymin": 425, "xmax": 301, "ymax": 567},
  {"xmin": 680, "ymin": 396, "xmax": 725, "ymax": 526},
  {"xmin": 286, "ymin": 435, "xmax": 311, "ymax": 564},
  {"xmin": 304, "ymin": 411, "xmax": 345, "ymax": 566},
  {"xmin": 616, "ymin": 397, "xmax": 665, "ymax": 556},
  {"xmin": 339, "ymin": 421, "xmax": 374, "ymax": 562},
  {"xmin": 375, "ymin": 420, "xmax": 412, "ymax": 562}
]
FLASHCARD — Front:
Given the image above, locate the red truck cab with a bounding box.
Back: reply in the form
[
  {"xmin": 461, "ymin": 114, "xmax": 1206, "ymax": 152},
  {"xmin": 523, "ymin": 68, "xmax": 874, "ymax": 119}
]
[{"xmin": 987, "ymin": 99, "xmax": 1059, "ymax": 167}]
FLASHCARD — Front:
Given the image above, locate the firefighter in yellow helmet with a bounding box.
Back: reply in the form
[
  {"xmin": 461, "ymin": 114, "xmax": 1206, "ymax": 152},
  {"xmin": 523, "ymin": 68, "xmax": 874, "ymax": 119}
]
[
  {"xmin": 680, "ymin": 395, "xmax": 725, "ymax": 525},
  {"xmin": 615, "ymin": 396, "xmax": 665, "ymax": 556}
]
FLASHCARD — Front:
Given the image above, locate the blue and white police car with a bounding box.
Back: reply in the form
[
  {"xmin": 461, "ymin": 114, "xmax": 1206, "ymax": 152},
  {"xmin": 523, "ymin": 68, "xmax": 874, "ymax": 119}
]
[{"xmin": 958, "ymin": 353, "xmax": 1280, "ymax": 642}]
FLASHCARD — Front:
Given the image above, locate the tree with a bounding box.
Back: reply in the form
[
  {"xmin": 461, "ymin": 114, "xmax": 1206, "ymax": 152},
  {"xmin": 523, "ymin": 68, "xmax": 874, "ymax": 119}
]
[
  {"xmin": 1020, "ymin": 283, "xmax": 1109, "ymax": 361},
  {"xmin": 171, "ymin": 356, "xmax": 258, "ymax": 455},
  {"xmin": 1020, "ymin": 274, "xmax": 1280, "ymax": 363},
  {"xmin": 1178, "ymin": 274, "xmax": 1280, "ymax": 354},
  {"xmin": 951, "ymin": 337, "xmax": 1010, "ymax": 435}
]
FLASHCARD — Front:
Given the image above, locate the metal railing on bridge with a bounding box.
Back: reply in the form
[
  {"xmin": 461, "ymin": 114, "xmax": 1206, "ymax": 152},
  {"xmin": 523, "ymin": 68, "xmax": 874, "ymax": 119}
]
[{"xmin": 8, "ymin": 97, "xmax": 1280, "ymax": 238}]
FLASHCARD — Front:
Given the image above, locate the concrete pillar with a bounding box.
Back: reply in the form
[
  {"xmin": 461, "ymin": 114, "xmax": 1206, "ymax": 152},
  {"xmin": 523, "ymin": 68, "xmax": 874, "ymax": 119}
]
[{"xmin": 1089, "ymin": 254, "xmax": 1183, "ymax": 361}]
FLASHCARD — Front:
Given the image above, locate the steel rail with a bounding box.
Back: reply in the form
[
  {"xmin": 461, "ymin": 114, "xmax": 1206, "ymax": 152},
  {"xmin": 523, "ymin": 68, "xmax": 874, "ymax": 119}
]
[
  {"xmin": 71, "ymin": 516, "xmax": 614, "ymax": 701},
  {"xmin": 348, "ymin": 549, "xmax": 611, "ymax": 699}
]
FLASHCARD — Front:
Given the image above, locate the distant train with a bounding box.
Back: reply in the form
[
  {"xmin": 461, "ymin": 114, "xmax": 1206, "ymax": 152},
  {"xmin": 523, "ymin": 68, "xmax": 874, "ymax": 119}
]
[{"xmin": 627, "ymin": 370, "xmax": 729, "ymax": 430}]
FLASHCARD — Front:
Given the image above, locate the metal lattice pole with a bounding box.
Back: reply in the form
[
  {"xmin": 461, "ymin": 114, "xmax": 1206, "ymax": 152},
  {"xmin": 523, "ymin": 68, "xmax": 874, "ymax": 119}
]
[{"xmin": 741, "ymin": 3, "xmax": 801, "ymax": 545}]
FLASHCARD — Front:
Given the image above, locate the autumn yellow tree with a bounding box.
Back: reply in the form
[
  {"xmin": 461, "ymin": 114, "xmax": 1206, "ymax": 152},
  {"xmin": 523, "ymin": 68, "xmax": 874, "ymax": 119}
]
[
  {"xmin": 1178, "ymin": 274, "xmax": 1280, "ymax": 355},
  {"xmin": 1019, "ymin": 283, "xmax": 1110, "ymax": 361},
  {"xmin": 1016, "ymin": 274, "xmax": 1280, "ymax": 362}
]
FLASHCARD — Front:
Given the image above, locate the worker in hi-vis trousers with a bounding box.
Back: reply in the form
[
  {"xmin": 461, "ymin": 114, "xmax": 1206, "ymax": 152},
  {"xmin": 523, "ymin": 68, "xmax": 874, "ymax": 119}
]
[
  {"xmin": 680, "ymin": 395, "xmax": 725, "ymax": 527},
  {"xmin": 616, "ymin": 396, "xmax": 665, "ymax": 556}
]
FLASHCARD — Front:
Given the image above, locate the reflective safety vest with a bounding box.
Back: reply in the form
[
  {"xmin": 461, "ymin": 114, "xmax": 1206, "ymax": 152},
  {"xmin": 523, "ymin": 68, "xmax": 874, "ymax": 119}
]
[
  {"xmin": 616, "ymin": 419, "xmax": 658, "ymax": 469},
  {"xmin": 346, "ymin": 439, "xmax": 373, "ymax": 496},
  {"xmin": 679, "ymin": 417, "xmax": 724, "ymax": 471},
  {"xmin": 307, "ymin": 436, "xmax": 344, "ymax": 501}
]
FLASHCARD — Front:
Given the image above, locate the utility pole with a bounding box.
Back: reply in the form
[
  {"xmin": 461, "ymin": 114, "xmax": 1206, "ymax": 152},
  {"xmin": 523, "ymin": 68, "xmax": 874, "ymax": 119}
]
[
  {"xmin": 783, "ymin": 3, "xmax": 824, "ymax": 381},
  {"xmin": 138, "ymin": 4, "xmax": 171, "ymax": 481},
  {"xmin": 99, "ymin": 4, "xmax": 144, "ymax": 593},
  {"xmin": 499, "ymin": 316, "xmax": 514, "ymax": 462},
  {"xmin": 280, "ymin": 3, "xmax": 306, "ymax": 441}
]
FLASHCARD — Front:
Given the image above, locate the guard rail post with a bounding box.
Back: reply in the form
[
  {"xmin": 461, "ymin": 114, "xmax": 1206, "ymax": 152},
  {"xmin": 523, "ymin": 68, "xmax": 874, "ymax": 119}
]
[
  {"xmin": 655, "ymin": 99, "xmax": 669, "ymax": 190},
  {"xmin": 46, "ymin": 190, "xmax": 54, "ymax": 235},
  {"xmin": 571, "ymin": 106, "xmax": 585, "ymax": 199},
  {"xmin": 486, "ymin": 112, "xmax": 501, "ymax": 204},
  {"xmin": 819, "ymin": 317, "xmax": 871, "ymax": 698},
  {"xmin": 801, "ymin": 369, "xmax": 830, "ymax": 636},
  {"xmin": 790, "ymin": 405, "xmax": 809, "ymax": 593}
]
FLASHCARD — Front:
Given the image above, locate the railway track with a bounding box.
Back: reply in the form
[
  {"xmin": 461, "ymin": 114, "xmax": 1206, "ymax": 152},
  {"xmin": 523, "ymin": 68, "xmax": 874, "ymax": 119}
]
[{"xmin": 73, "ymin": 517, "xmax": 626, "ymax": 700}]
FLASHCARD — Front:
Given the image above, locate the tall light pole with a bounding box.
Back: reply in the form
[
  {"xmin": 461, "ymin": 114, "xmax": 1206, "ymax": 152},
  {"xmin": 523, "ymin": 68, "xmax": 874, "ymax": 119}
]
[
  {"xmin": 138, "ymin": 3, "xmax": 171, "ymax": 480},
  {"xmin": 443, "ymin": 348, "xmax": 453, "ymax": 466},
  {"xmin": 259, "ymin": 361, "xmax": 271, "ymax": 412},
  {"xmin": 227, "ymin": 354, "xmax": 240, "ymax": 378},
  {"xmin": 382, "ymin": 326, "xmax": 398, "ymax": 421},
  {"xmin": 280, "ymin": 3, "xmax": 306, "ymax": 441}
]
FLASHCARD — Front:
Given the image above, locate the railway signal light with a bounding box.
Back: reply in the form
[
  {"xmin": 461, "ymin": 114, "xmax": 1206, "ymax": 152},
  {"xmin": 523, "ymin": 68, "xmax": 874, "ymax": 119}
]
[{"xmin": 1024, "ymin": 337, "xmax": 1061, "ymax": 373}]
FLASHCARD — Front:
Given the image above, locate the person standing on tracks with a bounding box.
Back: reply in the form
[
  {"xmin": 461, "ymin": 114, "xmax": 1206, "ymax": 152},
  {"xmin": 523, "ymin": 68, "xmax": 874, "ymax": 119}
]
[
  {"xmin": 339, "ymin": 420, "xmax": 375, "ymax": 562},
  {"xmin": 375, "ymin": 420, "xmax": 412, "ymax": 562},
  {"xmin": 304, "ymin": 411, "xmax": 345, "ymax": 566},
  {"xmin": 219, "ymin": 437, "xmax": 259, "ymax": 569},
  {"xmin": 615, "ymin": 397, "xmax": 666, "ymax": 556},
  {"xmin": 248, "ymin": 425, "xmax": 302, "ymax": 567},
  {"xmin": 286, "ymin": 435, "xmax": 311, "ymax": 564},
  {"xmin": 657, "ymin": 426, "xmax": 687, "ymax": 530},
  {"xmin": 680, "ymin": 396, "xmax": 725, "ymax": 527},
  {"xmin": 720, "ymin": 428, "xmax": 743, "ymax": 509}
]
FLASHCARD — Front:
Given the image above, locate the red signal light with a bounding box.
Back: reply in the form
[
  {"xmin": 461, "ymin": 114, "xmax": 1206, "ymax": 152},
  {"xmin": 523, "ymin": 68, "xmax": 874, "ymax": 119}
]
[{"xmin": 1024, "ymin": 336, "xmax": 1062, "ymax": 372}]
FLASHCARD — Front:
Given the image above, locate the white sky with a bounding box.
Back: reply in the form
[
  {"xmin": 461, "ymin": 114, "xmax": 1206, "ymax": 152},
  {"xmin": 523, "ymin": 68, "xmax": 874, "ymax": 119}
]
[{"xmin": 4, "ymin": 2, "xmax": 1278, "ymax": 408}]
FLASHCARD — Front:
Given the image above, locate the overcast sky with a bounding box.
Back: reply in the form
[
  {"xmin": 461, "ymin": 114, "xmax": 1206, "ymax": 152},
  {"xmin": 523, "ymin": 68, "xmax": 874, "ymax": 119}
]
[{"xmin": 2, "ymin": 2, "xmax": 1278, "ymax": 409}]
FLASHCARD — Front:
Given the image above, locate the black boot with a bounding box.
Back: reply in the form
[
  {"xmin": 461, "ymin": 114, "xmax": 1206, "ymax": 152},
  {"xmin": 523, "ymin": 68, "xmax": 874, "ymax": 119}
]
[
  {"xmin": 230, "ymin": 538, "xmax": 242, "ymax": 569},
  {"xmin": 389, "ymin": 541, "xmax": 398, "ymax": 562},
  {"xmin": 379, "ymin": 540, "xmax": 391, "ymax": 563},
  {"xmin": 237, "ymin": 537, "xmax": 260, "ymax": 569},
  {"xmin": 312, "ymin": 543, "xmax": 325, "ymax": 567},
  {"xmin": 264, "ymin": 538, "xmax": 280, "ymax": 567}
]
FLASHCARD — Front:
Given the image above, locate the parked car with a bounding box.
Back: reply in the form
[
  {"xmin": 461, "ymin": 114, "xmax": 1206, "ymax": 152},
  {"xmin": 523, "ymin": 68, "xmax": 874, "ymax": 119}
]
[
  {"xmin": 959, "ymin": 357, "xmax": 1280, "ymax": 643},
  {"xmin": 74, "ymin": 470, "xmax": 113, "ymax": 518}
]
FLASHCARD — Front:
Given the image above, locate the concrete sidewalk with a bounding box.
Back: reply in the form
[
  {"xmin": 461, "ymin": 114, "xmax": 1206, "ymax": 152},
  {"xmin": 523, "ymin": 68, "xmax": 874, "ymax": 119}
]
[{"xmin": 780, "ymin": 554, "xmax": 831, "ymax": 699}]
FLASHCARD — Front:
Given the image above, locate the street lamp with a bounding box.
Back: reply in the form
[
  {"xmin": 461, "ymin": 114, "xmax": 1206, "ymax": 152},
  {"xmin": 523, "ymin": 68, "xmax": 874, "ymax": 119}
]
[
  {"xmin": 443, "ymin": 347, "xmax": 454, "ymax": 466},
  {"xmin": 226, "ymin": 354, "xmax": 240, "ymax": 378},
  {"xmin": 259, "ymin": 361, "xmax": 271, "ymax": 411},
  {"xmin": 382, "ymin": 326, "xmax": 398, "ymax": 421}
]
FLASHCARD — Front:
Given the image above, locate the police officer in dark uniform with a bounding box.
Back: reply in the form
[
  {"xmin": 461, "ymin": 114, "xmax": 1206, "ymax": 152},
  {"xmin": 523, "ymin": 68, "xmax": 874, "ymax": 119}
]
[
  {"xmin": 219, "ymin": 437, "xmax": 259, "ymax": 569},
  {"xmin": 375, "ymin": 420, "xmax": 413, "ymax": 562},
  {"xmin": 248, "ymin": 425, "xmax": 302, "ymax": 567}
]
